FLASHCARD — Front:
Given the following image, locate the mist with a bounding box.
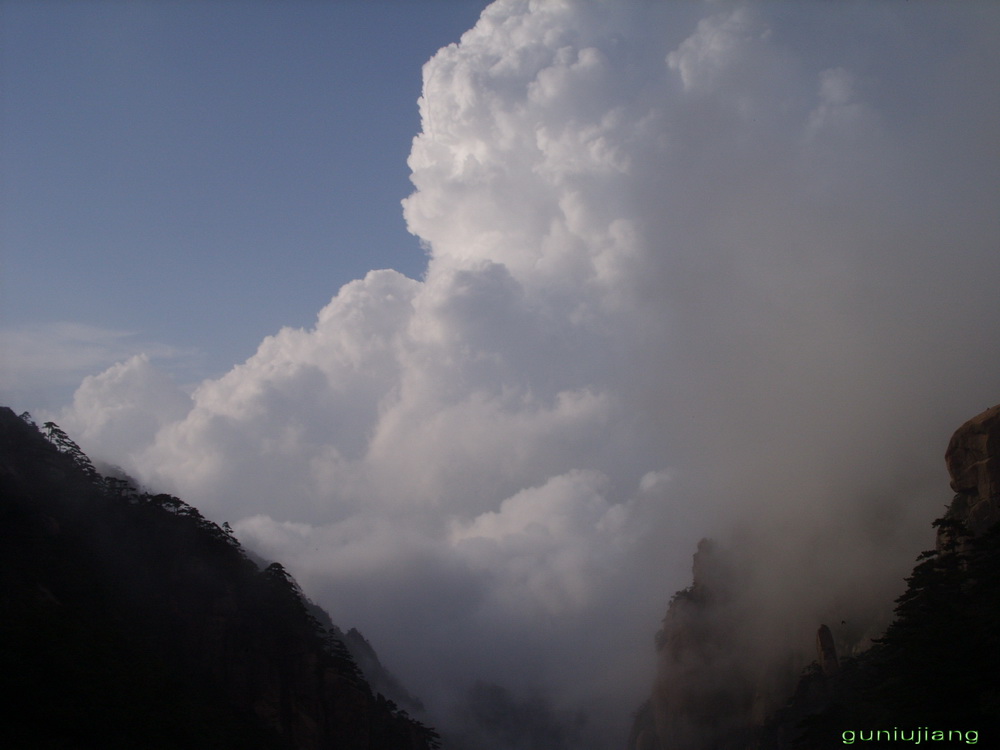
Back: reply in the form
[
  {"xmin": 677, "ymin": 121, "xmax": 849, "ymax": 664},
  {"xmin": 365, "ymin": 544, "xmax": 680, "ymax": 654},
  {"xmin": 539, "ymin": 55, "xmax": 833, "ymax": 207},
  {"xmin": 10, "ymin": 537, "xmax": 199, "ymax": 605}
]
[{"xmin": 54, "ymin": 1, "xmax": 1000, "ymax": 746}]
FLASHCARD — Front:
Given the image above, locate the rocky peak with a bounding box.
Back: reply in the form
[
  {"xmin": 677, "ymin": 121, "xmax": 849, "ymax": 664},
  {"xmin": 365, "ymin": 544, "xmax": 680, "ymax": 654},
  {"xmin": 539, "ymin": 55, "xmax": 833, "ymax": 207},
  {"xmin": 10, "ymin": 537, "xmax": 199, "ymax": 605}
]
[{"xmin": 944, "ymin": 403, "xmax": 1000, "ymax": 536}]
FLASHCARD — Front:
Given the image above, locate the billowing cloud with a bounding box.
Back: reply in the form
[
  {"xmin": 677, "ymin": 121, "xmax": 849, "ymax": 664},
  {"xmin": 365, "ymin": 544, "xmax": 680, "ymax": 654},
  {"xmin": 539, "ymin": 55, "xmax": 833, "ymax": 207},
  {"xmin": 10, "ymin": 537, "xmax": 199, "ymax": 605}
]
[
  {"xmin": 0, "ymin": 321, "xmax": 191, "ymax": 412},
  {"xmin": 55, "ymin": 1, "xmax": 1000, "ymax": 747},
  {"xmin": 450, "ymin": 469, "xmax": 634, "ymax": 616},
  {"xmin": 57, "ymin": 353, "xmax": 192, "ymax": 464}
]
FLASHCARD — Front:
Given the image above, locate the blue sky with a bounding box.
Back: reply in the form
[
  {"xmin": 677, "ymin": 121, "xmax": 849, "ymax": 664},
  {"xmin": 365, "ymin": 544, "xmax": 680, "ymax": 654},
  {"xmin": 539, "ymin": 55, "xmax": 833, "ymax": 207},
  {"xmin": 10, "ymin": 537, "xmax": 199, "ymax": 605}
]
[{"xmin": 2, "ymin": 0, "xmax": 488, "ymax": 408}]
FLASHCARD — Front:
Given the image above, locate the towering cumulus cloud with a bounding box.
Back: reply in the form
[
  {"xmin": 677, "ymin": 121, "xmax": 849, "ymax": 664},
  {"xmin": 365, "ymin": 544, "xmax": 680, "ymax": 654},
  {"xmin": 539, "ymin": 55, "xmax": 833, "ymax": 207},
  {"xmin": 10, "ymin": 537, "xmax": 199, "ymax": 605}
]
[{"xmin": 59, "ymin": 1, "xmax": 1000, "ymax": 746}]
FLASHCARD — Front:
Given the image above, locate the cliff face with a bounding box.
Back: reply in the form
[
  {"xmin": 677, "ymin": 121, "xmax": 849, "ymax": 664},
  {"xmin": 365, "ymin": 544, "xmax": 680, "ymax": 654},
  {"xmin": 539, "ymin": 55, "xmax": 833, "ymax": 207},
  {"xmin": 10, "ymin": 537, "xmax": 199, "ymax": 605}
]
[
  {"xmin": 629, "ymin": 540, "xmax": 795, "ymax": 750},
  {"xmin": 647, "ymin": 540, "xmax": 755, "ymax": 750},
  {"xmin": 628, "ymin": 403, "xmax": 1000, "ymax": 750},
  {"xmin": 0, "ymin": 407, "xmax": 439, "ymax": 750},
  {"xmin": 944, "ymin": 403, "xmax": 1000, "ymax": 537}
]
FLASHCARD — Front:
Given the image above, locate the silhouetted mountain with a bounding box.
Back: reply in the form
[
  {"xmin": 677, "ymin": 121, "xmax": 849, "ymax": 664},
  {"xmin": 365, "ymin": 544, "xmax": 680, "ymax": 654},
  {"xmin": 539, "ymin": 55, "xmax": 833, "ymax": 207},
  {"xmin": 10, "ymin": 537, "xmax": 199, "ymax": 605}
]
[
  {"xmin": 0, "ymin": 406, "xmax": 439, "ymax": 750},
  {"xmin": 628, "ymin": 404, "xmax": 1000, "ymax": 750}
]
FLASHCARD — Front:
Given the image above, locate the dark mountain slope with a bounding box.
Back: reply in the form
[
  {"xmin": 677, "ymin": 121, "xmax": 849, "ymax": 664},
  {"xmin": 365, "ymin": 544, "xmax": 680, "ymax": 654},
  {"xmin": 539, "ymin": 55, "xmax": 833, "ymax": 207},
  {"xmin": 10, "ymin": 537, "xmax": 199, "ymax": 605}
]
[{"xmin": 0, "ymin": 406, "xmax": 439, "ymax": 750}]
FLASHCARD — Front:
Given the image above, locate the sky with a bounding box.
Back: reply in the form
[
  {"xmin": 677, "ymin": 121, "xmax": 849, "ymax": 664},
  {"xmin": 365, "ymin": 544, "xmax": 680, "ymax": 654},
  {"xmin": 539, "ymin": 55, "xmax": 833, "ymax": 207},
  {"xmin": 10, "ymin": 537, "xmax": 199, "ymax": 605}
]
[
  {"xmin": 3, "ymin": 2, "xmax": 1000, "ymax": 748},
  {"xmin": 1, "ymin": 0, "xmax": 488, "ymax": 407}
]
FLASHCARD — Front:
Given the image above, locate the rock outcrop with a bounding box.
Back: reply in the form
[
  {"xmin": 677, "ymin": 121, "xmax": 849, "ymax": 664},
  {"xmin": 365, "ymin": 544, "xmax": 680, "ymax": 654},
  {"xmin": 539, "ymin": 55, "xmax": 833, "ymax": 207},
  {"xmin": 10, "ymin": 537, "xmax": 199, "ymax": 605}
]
[
  {"xmin": 943, "ymin": 403, "xmax": 1000, "ymax": 536},
  {"xmin": 815, "ymin": 624, "xmax": 839, "ymax": 677},
  {"xmin": 636, "ymin": 540, "xmax": 767, "ymax": 750}
]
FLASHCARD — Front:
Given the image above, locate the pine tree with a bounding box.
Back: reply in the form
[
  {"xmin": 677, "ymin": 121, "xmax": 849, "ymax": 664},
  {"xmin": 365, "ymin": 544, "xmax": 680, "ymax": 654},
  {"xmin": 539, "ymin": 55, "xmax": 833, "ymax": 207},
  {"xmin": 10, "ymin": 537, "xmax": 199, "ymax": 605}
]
[{"xmin": 42, "ymin": 421, "xmax": 101, "ymax": 484}]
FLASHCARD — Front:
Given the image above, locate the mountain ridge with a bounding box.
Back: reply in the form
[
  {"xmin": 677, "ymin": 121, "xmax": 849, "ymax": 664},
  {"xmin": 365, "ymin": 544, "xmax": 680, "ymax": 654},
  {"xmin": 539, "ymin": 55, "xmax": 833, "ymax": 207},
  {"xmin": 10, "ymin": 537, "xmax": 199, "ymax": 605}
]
[{"xmin": 0, "ymin": 405, "xmax": 439, "ymax": 750}]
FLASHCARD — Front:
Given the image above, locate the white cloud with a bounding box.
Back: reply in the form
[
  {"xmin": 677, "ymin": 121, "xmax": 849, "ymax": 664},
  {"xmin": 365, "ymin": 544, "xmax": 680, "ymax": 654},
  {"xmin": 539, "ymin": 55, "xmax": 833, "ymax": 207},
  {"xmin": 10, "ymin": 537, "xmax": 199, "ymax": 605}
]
[
  {"xmin": 0, "ymin": 321, "xmax": 191, "ymax": 412},
  {"xmin": 57, "ymin": 354, "xmax": 192, "ymax": 463},
  {"xmin": 54, "ymin": 1, "xmax": 1000, "ymax": 746},
  {"xmin": 450, "ymin": 469, "xmax": 631, "ymax": 615}
]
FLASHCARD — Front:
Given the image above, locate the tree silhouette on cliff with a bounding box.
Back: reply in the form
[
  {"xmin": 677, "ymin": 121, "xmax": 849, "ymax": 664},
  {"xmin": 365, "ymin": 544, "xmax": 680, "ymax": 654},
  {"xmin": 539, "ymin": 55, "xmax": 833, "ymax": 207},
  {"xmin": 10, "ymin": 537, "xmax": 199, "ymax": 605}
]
[{"xmin": 0, "ymin": 407, "xmax": 440, "ymax": 750}]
